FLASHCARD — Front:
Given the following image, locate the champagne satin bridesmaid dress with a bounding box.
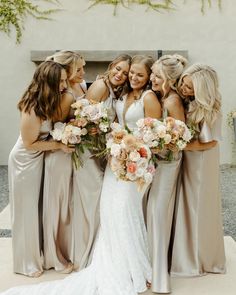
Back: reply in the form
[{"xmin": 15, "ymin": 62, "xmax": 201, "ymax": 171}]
[
  {"xmin": 8, "ymin": 120, "xmax": 51, "ymax": 276},
  {"xmin": 171, "ymin": 115, "xmax": 226, "ymax": 276}
]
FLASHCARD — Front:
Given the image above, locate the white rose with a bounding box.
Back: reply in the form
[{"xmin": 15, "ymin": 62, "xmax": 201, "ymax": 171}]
[
  {"xmin": 176, "ymin": 140, "xmax": 186, "ymax": 150},
  {"xmin": 129, "ymin": 151, "xmax": 141, "ymax": 162},
  {"xmin": 136, "ymin": 118, "xmax": 145, "ymax": 129},
  {"xmin": 111, "ymin": 122, "xmax": 123, "ymax": 132},
  {"xmin": 150, "ymin": 140, "xmax": 159, "ymax": 148},
  {"xmin": 81, "ymin": 128, "xmax": 88, "ymax": 136},
  {"xmin": 99, "ymin": 122, "xmax": 109, "ymax": 132},
  {"xmin": 136, "ymin": 158, "xmax": 148, "ymax": 170},
  {"xmin": 50, "ymin": 129, "xmax": 64, "ymax": 141},
  {"xmin": 156, "ymin": 125, "xmax": 167, "ymax": 138},
  {"xmin": 126, "ymin": 172, "xmax": 137, "ymax": 181},
  {"xmin": 142, "ymin": 131, "xmax": 154, "ymax": 145},
  {"xmin": 144, "ymin": 172, "xmax": 153, "ymax": 184},
  {"xmin": 110, "ymin": 144, "xmax": 121, "ymax": 157},
  {"xmin": 164, "ymin": 133, "xmax": 172, "ymax": 144},
  {"xmin": 135, "ymin": 167, "xmax": 145, "ymax": 178},
  {"xmin": 182, "ymin": 128, "xmax": 192, "ymax": 142},
  {"xmin": 68, "ymin": 134, "xmax": 81, "ymax": 144},
  {"xmin": 70, "ymin": 126, "xmax": 83, "ymax": 136}
]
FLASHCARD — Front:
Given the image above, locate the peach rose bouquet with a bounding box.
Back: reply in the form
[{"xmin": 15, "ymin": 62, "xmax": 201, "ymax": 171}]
[{"xmin": 106, "ymin": 122, "xmax": 156, "ymax": 191}]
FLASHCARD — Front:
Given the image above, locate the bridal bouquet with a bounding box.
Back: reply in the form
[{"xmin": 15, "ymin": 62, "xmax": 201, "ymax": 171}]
[
  {"xmin": 134, "ymin": 117, "xmax": 193, "ymax": 161},
  {"xmin": 106, "ymin": 122, "xmax": 156, "ymax": 191},
  {"xmin": 71, "ymin": 98, "xmax": 110, "ymax": 156}
]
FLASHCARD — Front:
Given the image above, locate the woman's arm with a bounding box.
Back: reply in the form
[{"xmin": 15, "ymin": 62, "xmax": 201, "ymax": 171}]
[
  {"xmin": 165, "ymin": 94, "xmax": 185, "ymax": 122},
  {"xmin": 144, "ymin": 92, "xmax": 162, "ymax": 119},
  {"xmin": 184, "ymin": 139, "xmax": 217, "ymax": 151},
  {"xmin": 20, "ymin": 110, "xmax": 74, "ymax": 153},
  {"xmin": 86, "ymin": 79, "xmax": 109, "ymax": 103},
  {"xmin": 53, "ymin": 92, "xmax": 74, "ymax": 122}
]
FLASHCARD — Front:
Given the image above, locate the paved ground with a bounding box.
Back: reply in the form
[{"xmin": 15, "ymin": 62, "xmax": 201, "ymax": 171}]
[{"xmin": 0, "ymin": 165, "xmax": 236, "ymax": 240}]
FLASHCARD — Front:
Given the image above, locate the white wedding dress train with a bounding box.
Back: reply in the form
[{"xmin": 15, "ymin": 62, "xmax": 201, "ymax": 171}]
[{"xmin": 1, "ymin": 92, "xmax": 152, "ymax": 295}]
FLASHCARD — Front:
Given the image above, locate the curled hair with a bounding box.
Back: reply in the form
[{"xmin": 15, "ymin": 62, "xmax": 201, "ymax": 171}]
[
  {"xmin": 46, "ymin": 50, "xmax": 84, "ymax": 80},
  {"xmin": 152, "ymin": 54, "xmax": 188, "ymax": 98},
  {"xmin": 178, "ymin": 63, "xmax": 221, "ymax": 126},
  {"xmin": 18, "ymin": 61, "xmax": 65, "ymax": 120}
]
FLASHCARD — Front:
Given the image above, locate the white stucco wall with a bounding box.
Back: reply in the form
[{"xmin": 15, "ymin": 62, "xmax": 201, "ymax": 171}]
[{"xmin": 0, "ymin": 0, "xmax": 235, "ymax": 165}]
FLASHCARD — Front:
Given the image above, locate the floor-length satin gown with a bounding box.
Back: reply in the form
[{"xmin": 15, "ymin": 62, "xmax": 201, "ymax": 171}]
[
  {"xmin": 146, "ymin": 108, "xmax": 182, "ymax": 293},
  {"xmin": 171, "ymin": 113, "xmax": 226, "ymax": 276},
  {"xmin": 1, "ymin": 91, "xmax": 152, "ymax": 295},
  {"xmin": 72, "ymin": 83, "xmax": 116, "ymax": 270},
  {"xmin": 8, "ymin": 120, "xmax": 52, "ymax": 276},
  {"xmin": 43, "ymin": 82, "xmax": 87, "ymax": 271}
]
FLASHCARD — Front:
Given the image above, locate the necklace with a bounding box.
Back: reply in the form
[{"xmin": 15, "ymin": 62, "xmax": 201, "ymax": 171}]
[{"xmin": 132, "ymin": 89, "xmax": 144, "ymax": 101}]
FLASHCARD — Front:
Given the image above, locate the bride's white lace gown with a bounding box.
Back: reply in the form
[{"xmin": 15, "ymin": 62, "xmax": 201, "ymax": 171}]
[{"xmin": 1, "ymin": 91, "xmax": 152, "ymax": 295}]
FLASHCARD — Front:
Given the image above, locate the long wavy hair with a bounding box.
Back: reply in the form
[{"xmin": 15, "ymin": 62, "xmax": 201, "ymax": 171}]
[
  {"xmin": 46, "ymin": 50, "xmax": 84, "ymax": 80},
  {"xmin": 18, "ymin": 61, "xmax": 65, "ymax": 120},
  {"xmin": 178, "ymin": 63, "xmax": 221, "ymax": 126},
  {"xmin": 152, "ymin": 54, "xmax": 188, "ymax": 99}
]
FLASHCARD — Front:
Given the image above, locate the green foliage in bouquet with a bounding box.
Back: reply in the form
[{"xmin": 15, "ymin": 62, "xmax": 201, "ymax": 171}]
[{"xmin": 0, "ymin": 0, "xmax": 60, "ymax": 43}]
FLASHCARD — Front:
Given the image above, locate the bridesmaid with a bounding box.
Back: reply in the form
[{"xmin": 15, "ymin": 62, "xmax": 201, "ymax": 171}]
[
  {"xmin": 73, "ymin": 54, "xmax": 132, "ymax": 270},
  {"xmin": 147, "ymin": 54, "xmax": 187, "ymax": 293},
  {"xmin": 43, "ymin": 50, "xmax": 86, "ymax": 273},
  {"xmin": 8, "ymin": 61, "xmax": 73, "ymax": 277},
  {"xmin": 171, "ymin": 64, "xmax": 226, "ymax": 276}
]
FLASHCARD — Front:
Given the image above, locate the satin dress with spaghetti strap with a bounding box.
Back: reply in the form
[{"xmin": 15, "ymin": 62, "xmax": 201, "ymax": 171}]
[
  {"xmin": 8, "ymin": 120, "xmax": 52, "ymax": 276},
  {"xmin": 171, "ymin": 111, "xmax": 226, "ymax": 276},
  {"xmin": 43, "ymin": 81, "xmax": 87, "ymax": 272},
  {"xmin": 146, "ymin": 107, "xmax": 182, "ymax": 293},
  {"xmin": 72, "ymin": 82, "xmax": 117, "ymax": 270}
]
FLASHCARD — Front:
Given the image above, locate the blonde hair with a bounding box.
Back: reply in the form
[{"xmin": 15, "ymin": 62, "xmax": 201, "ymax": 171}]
[
  {"xmin": 179, "ymin": 63, "xmax": 221, "ymax": 126},
  {"xmin": 152, "ymin": 54, "xmax": 188, "ymax": 97},
  {"xmin": 46, "ymin": 50, "xmax": 84, "ymax": 80}
]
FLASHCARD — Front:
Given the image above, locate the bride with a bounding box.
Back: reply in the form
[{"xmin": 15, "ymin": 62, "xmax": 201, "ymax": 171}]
[{"xmin": 1, "ymin": 55, "xmax": 161, "ymax": 295}]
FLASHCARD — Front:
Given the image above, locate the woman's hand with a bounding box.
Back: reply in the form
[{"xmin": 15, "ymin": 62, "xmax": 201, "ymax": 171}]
[
  {"xmin": 151, "ymin": 147, "xmax": 162, "ymax": 154},
  {"xmin": 59, "ymin": 143, "xmax": 75, "ymax": 153},
  {"xmin": 185, "ymin": 139, "xmax": 217, "ymax": 151},
  {"xmin": 89, "ymin": 127, "xmax": 99, "ymax": 136}
]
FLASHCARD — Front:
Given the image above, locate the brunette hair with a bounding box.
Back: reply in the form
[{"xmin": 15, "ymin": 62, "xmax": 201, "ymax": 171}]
[{"xmin": 18, "ymin": 60, "xmax": 65, "ymax": 120}]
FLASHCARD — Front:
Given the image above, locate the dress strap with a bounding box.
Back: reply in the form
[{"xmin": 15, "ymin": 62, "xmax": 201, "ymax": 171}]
[
  {"xmin": 162, "ymin": 108, "xmax": 168, "ymax": 119},
  {"xmin": 65, "ymin": 90, "xmax": 77, "ymax": 101}
]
